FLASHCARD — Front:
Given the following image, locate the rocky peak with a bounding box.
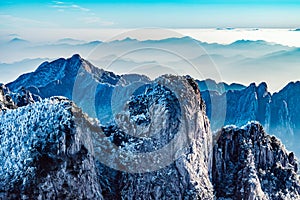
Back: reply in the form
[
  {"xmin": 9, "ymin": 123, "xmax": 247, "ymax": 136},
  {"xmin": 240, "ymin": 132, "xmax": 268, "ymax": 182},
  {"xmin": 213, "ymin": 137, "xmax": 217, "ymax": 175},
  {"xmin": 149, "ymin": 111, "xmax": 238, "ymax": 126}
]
[
  {"xmin": 93, "ymin": 75, "xmax": 214, "ymax": 199},
  {"xmin": 6, "ymin": 54, "xmax": 119, "ymax": 94},
  {"xmin": 0, "ymin": 84, "xmax": 5, "ymax": 103},
  {"xmin": 213, "ymin": 122, "xmax": 300, "ymax": 200},
  {"xmin": 269, "ymin": 81, "xmax": 300, "ymax": 156},
  {"xmin": 257, "ymin": 82, "xmax": 268, "ymax": 97}
]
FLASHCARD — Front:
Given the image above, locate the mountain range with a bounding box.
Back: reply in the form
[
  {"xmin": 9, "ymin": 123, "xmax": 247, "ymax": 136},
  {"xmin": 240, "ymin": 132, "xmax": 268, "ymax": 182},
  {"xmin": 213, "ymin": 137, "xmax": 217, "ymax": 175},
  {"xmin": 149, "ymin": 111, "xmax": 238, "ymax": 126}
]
[
  {"xmin": 1, "ymin": 37, "xmax": 299, "ymax": 93},
  {"xmin": 5, "ymin": 54, "xmax": 300, "ymax": 159},
  {"xmin": 1, "ymin": 67, "xmax": 299, "ymax": 199}
]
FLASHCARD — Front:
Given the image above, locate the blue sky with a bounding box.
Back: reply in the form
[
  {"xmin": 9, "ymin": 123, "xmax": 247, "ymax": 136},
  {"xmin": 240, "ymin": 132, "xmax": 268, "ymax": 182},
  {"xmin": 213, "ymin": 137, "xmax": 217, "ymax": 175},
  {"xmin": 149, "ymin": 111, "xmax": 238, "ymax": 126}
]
[
  {"xmin": 1, "ymin": 0, "xmax": 300, "ymax": 4},
  {"xmin": 0, "ymin": 0, "xmax": 300, "ymax": 30}
]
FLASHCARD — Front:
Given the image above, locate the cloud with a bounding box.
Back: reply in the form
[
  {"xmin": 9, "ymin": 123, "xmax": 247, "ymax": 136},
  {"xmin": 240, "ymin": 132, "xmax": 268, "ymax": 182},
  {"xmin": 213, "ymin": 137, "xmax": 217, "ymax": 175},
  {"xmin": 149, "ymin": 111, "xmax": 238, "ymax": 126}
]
[
  {"xmin": 53, "ymin": 1, "xmax": 64, "ymax": 4},
  {"xmin": 49, "ymin": 1, "xmax": 114, "ymax": 27},
  {"xmin": 71, "ymin": 4, "xmax": 90, "ymax": 12},
  {"xmin": 51, "ymin": 1, "xmax": 90, "ymax": 12}
]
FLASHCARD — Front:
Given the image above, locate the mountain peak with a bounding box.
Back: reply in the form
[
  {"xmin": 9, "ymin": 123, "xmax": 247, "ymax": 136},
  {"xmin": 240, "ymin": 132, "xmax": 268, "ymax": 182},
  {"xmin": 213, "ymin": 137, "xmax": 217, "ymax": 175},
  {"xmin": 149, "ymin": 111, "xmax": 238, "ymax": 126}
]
[
  {"xmin": 6, "ymin": 54, "xmax": 121, "ymax": 102},
  {"xmin": 257, "ymin": 81, "xmax": 268, "ymax": 91},
  {"xmin": 69, "ymin": 53, "xmax": 82, "ymax": 61},
  {"xmin": 248, "ymin": 82, "xmax": 257, "ymax": 88},
  {"xmin": 230, "ymin": 39, "xmax": 268, "ymax": 46},
  {"xmin": 8, "ymin": 37, "xmax": 29, "ymax": 44},
  {"xmin": 116, "ymin": 37, "xmax": 138, "ymax": 42},
  {"xmin": 7, "ymin": 54, "xmax": 87, "ymax": 93},
  {"xmin": 258, "ymin": 82, "xmax": 267, "ymax": 88}
]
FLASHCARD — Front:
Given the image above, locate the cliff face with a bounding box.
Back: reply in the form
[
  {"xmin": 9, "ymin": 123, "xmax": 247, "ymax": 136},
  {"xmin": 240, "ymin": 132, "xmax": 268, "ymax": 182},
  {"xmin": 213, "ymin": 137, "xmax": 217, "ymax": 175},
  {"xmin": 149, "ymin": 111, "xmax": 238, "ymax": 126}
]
[
  {"xmin": 92, "ymin": 75, "xmax": 214, "ymax": 199},
  {"xmin": 201, "ymin": 82, "xmax": 271, "ymax": 131},
  {"xmin": 201, "ymin": 81, "xmax": 300, "ymax": 158},
  {"xmin": 213, "ymin": 122, "xmax": 300, "ymax": 200},
  {"xmin": 270, "ymin": 81, "xmax": 300, "ymax": 156},
  {"xmin": 0, "ymin": 84, "xmax": 14, "ymax": 111}
]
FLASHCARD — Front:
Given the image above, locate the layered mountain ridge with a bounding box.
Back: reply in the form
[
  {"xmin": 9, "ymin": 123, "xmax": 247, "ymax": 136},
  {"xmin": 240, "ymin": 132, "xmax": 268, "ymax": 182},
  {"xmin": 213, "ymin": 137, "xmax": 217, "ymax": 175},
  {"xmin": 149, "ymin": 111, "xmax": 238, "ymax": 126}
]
[
  {"xmin": 6, "ymin": 54, "xmax": 300, "ymax": 156},
  {"xmin": 1, "ymin": 54, "xmax": 300, "ymax": 199},
  {"xmin": 1, "ymin": 74, "xmax": 299, "ymax": 199}
]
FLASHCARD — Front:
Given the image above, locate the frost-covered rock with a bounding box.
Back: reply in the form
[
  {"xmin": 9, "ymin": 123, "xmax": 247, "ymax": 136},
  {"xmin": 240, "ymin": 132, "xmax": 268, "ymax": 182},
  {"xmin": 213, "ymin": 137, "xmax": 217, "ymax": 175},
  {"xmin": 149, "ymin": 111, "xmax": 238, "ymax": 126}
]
[
  {"xmin": 0, "ymin": 84, "xmax": 16, "ymax": 111},
  {"xmin": 0, "ymin": 84, "xmax": 41, "ymax": 112},
  {"xmin": 6, "ymin": 55, "xmax": 300, "ymax": 157},
  {"xmin": 0, "ymin": 97, "xmax": 103, "ymax": 199},
  {"xmin": 93, "ymin": 75, "xmax": 214, "ymax": 199},
  {"xmin": 213, "ymin": 122, "xmax": 300, "ymax": 200}
]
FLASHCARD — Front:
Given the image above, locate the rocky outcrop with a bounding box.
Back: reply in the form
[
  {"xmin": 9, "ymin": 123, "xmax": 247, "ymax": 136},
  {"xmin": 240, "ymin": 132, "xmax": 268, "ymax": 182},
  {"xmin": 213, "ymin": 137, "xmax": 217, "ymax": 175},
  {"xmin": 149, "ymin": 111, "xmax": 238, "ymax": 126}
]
[
  {"xmin": 0, "ymin": 97, "xmax": 103, "ymax": 199},
  {"xmin": 0, "ymin": 84, "xmax": 16, "ymax": 111},
  {"xmin": 0, "ymin": 84, "xmax": 41, "ymax": 112},
  {"xmin": 213, "ymin": 122, "xmax": 300, "ymax": 200},
  {"xmin": 93, "ymin": 75, "xmax": 214, "ymax": 199},
  {"xmin": 1, "ymin": 80, "xmax": 300, "ymax": 199},
  {"xmin": 6, "ymin": 55, "xmax": 300, "ymax": 158}
]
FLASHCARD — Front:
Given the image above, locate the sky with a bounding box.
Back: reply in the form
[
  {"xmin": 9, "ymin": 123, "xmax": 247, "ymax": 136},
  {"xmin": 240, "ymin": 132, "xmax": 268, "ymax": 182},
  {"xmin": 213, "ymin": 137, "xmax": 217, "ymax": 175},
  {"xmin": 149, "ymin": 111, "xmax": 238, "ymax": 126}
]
[{"xmin": 0, "ymin": 0, "xmax": 300, "ymax": 31}]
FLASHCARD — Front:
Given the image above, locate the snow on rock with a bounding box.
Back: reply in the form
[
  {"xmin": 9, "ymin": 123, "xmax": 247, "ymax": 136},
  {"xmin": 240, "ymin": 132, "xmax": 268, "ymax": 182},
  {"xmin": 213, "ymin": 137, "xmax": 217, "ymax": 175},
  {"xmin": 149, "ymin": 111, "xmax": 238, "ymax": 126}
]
[
  {"xmin": 0, "ymin": 97, "xmax": 103, "ymax": 199},
  {"xmin": 0, "ymin": 83, "xmax": 41, "ymax": 112},
  {"xmin": 0, "ymin": 84, "xmax": 16, "ymax": 111},
  {"xmin": 92, "ymin": 75, "xmax": 214, "ymax": 199},
  {"xmin": 213, "ymin": 121, "xmax": 300, "ymax": 200}
]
